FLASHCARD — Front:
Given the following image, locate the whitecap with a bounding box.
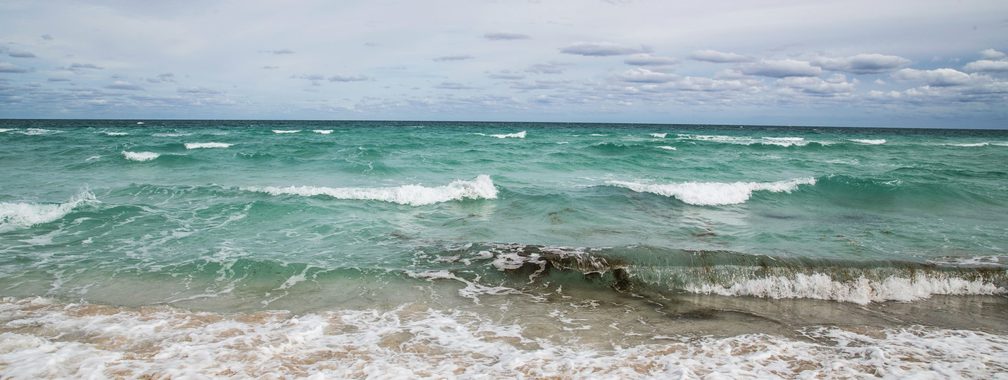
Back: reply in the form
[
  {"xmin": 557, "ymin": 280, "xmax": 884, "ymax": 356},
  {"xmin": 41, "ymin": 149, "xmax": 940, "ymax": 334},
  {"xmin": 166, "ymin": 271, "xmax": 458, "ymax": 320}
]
[
  {"xmin": 101, "ymin": 131, "xmax": 129, "ymax": 136},
  {"xmin": 649, "ymin": 133, "xmax": 667, "ymax": 138},
  {"xmin": 184, "ymin": 142, "xmax": 232, "ymax": 149},
  {"xmin": 20, "ymin": 128, "xmax": 56, "ymax": 136},
  {"xmin": 0, "ymin": 191, "xmax": 96, "ymax": 232},
  {"xmin": 657, "ymin": 146, "xmax": 676, "ymax": 151},
  {"xmin": 243, "ymin": 175, "xmax": 498, "ymax": 206},
  {"xmin": 152, "ymin": 132, "xmax": 191, "ymax": 137},
  {"xmin": 313, "ymin": 130, "xmax": 333, "ymax": 134},
  {"xmin": 490, "ymin": 131, "xmax": 526, "ymax": 139},
  {"xmin": 849, "ymin": 138, "xmax": 886, "ymax": 145},
  {"xmin": 122, "ymin": 151, "xmax": 160, "ymax": 161},
  {"xmin": 273, "ymin": 130, "xmax": 301, "ymax": 134},
  {"xmin": 607, "ymin": 177, "xmax": 815, "ymax": 206}
]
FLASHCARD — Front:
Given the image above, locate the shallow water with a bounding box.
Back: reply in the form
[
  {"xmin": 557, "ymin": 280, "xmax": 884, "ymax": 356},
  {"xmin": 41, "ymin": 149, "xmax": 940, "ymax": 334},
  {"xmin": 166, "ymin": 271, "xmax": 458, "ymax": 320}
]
[{"xmin": 1, "ymin": 120, "xmax": 1006, "ymax": 378}]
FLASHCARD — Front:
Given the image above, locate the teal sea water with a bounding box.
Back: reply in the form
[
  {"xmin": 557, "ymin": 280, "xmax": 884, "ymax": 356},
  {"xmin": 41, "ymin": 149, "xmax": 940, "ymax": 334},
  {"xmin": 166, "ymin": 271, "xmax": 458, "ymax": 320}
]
[{"xmin": 1, "ymin": 120, "xmax": 1007, "ymax": 377}]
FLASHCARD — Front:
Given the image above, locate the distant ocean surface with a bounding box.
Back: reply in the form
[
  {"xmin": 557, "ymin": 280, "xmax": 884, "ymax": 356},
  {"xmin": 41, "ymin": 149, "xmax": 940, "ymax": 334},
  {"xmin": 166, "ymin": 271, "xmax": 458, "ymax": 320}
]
[{"xmin": 1, "ymin": 120, "xmax": 1007, "ymax": 378}]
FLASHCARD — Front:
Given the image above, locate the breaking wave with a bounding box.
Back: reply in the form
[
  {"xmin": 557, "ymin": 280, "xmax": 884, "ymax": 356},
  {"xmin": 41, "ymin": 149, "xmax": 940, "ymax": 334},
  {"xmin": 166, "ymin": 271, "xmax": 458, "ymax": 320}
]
[
  {"xmin": 490, "ymin": 131, "xmax": 526, "ymax": 139},
  {"xmin": 242, "ymin": 175, "xmax": 498, "ymax": 206},
  {"xmin": 272, "ymin": 130, "xmax": 301, "ymax": 134},
  {"xmin": 313, "ymin": 130, "xmax": 333, "ymax": 134},
  {"xmin": 850, "ymin": 138, "xmax": 886, "ymax": 145},
  {"xmin": 121, "ymin": 151, "xmax": 160, "ymax": 162},
  {"xmin": 0, "ymin": 191, "xmax": 96, "ymax": 232},
  {"xmin": 184, "ymin": 142, "xmax": 232, "ymax": 149},
  {"xmin": 606, "ymin": 177, "xmax": 816, "ymax": 205}
]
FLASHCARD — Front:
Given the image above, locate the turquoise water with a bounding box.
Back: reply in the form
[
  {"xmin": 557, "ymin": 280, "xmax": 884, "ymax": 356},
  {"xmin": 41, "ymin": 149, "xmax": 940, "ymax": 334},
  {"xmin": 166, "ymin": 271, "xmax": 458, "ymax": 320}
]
[
  {"xmin": 2, "ymin": 120, "xmax": 1008, "ymax": 377},
  {"xmin": 1, "ymin": 120, "xmax": 1007, "ymax": 308}
]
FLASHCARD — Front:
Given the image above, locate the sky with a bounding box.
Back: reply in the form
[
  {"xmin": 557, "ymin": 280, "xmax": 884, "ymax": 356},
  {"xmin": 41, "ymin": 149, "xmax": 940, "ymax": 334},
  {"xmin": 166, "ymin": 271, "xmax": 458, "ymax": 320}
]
[{"xmin": 0, "ymin": 0, "xmax": 1006, "ymax": 128}]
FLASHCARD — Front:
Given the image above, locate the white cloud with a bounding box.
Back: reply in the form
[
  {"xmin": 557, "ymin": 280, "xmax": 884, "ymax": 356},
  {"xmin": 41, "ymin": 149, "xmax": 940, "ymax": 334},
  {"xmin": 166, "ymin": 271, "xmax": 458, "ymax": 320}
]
[
  {"xmin": 689, "ymin": 50, "xmax": 751, "ymax": 63},
  {"xmin": 433, "ymin": 55, "xmax": 474, "ymax": 62},
  {"xmin": 893, "ymin": 68, "xmax": 972, "ymax": 86},
  {"xmin": 979, "ymin": 48, "xmax": 1006, "ymax": 60},
  {"xmin": 963, "ymin": 60, "xmax": 1008, "ymax": 73},
  {"xmin": 779, "ymin": 76, "xmax": 855, "ymax": 96},
  {"xmin": 105, "ymin": 80, "xmax": 143, "ymax": 90},
  {"xmin": 742, "ymin": 59, "xmax": 821, "ymax": 78},
  {"xmin": 0, "ymin": 62, "xmax": 29, "ymax": 73},
  {"xmin": 483, "ymin": 32, "xmax": 530, "ymax": 40},
  {"xmin": 618, "ymin": 68, "xmax": 675, "ymax": 83},
  {"xmin": 813, "ymin": 53, "xmax": 910, "ymax": 74},
  {"xmin": 624, "ymin": 54, "xmax": 678, "ymax": 66}
]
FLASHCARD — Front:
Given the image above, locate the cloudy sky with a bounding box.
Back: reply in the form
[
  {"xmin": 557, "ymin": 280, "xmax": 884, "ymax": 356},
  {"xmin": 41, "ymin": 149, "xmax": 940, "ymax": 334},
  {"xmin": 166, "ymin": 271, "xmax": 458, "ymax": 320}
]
[{"xmin": 1, "ymin": 0, "xmax": 1006, "ymax": 127}]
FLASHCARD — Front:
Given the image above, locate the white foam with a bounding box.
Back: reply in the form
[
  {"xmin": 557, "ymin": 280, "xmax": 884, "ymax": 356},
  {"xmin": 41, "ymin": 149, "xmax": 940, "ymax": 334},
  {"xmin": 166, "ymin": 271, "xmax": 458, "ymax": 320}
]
[
  {"xmin": 0, "ymin": 192, "xmax": 96, "ymax": 232},
  {"xmin": 0, "ymin": 128, "xmax": 12, "ymax": 133},
  {"xmin": 676, "ymin": 134, "xmax": 812, "ymax": 147},
  {"xmin": 490, "ymin": 131, "xmax": 526, "ymax": 139},
  {"xmin": 152, "ymin": 132, "xmax": 191, "ymax": 137},
  {"xmin": 946, "ymin": 142, "xmax": 1007, "ymax": 147},
  {"xmin": 184, "ymin": 142, "xmax": 232, "ymax": 150},
  {"xmin": 243, "ymin": 175, "xmax": 498, "ymax": 206},
  {"xmin": 312, "ymin": 130, "xmax": 333, "ymax": 134},
  {"xmin": 649, "ymin": 133, "xmax": 667, "ymax": 138},
  {"xmin": 20, "ymin": 128, "xmax": 56, "ymax": 136},
  {"xmin": 121, "ymin": 151, "xmax": 160, "ymax": 161},
  {"xmin": 849, "ymin": 138, "xmax": 886, "ymax": 145},
  {"xmin": 272, "ymin": 130, "xmax": 301, "ymax": 134},
  {"xmin": 685, "ymin": 272, "xmax": 1005, "ymax": 305},
  {"xmin": 608, "ymin": 177, "xmax": 815, "ymax": 206},
  {"xmin": 657, "ymin": 146, "xmax": 676, "ymax": 151},
  {"xmin": 1, "ymin": 298, "xmax": 1007, "ymax": 379},
  {"xmin": 101, "ymin": 131, "xmax": 129, "ymax": 136}
]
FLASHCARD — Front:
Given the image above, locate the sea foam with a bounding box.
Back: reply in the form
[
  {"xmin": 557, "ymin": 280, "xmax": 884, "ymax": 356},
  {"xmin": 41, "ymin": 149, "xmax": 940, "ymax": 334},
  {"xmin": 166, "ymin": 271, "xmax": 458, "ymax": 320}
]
[
  {"xmin": 607, "ymin": 177, "xmax": 815, "ymax": 205},
  {"xmin": 0, "ymin": 192, "xmax": 96, "ymax": 232},
  {"xmin": 243, "ymin": 175, "xmax": 498, "ymax": 206},
  {"xmin": 849, "ymin": 138, "xmax": 886, "ymax": 145},
  {"xmin": 649, "ymin": 133, "xmax": 667, "ymax": 138},
  {"xmin": 121, "ymin": 151, "xmax": 160, "ymax": 161},
  {"xmin": 184, "ymin": 142, "xmax": 232, "ymax": 149},
  {"xmin": 272, "ymin": 130, "xmax": 301, "ymax": 134},
  {"xmin": 313, "ymin": 130, "xmax": 333, "ymax": 134},
  {"xmin": 490, "ymin": 131, "xmax": 526, "ymax": 139}
]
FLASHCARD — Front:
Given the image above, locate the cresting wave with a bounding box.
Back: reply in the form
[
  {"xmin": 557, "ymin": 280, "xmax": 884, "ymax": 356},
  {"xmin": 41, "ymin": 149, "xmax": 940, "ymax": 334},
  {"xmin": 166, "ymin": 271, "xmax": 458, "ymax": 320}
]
[
  {"xmin": 0, "ymin": 191, "xmax": 96, "ymax": 232},
  {"xmin": 2, "ymin": 297, "xmax": 1006, "ymax": 379},
  {"xmin": 649, "ymin": 133, "xmax": 667, "ymax": 138},
  {"xmin": 184, "ymin": 142, "xmax": 232, "ymax": 149},
  {"xmin": 242, "ymin": 175, "xmax": 498, "ymax": 206},
  {"xmin": 121, "ymin": 151, "xmax": 160, "ymax": 162},
  {"xmin": 849, "ymin": 138, "xmax": 886, "ymax": 145},
  {"xmin": 272, "ymin": 130, "xmax": 301, "ymax": 134},
  {"xmin": 607, "ymin": 177, "xmax": 815, "ymax": 205},
  {"xmin": 676, "ymin": 134, "xmax": 812, "ymax": 147},
  {"xmin": 490, "ymin": 131, "xmax": 526, "ymax": 139}
]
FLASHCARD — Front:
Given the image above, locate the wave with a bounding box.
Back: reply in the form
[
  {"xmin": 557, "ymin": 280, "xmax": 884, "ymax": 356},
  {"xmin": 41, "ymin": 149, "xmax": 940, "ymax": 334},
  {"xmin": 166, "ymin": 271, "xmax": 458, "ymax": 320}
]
[
  {"xmin": 242, "ymin": 175, "xmax": 498, "ymax": 206},
  {"xmin": 490, "ymin": 131, "xmax": 526, "ymax": 139},
  {"xmin": 101, "ymin": 131, "xmax": 129, "ymax": 136},
  {"xmin": 0, "ymin": 191, "xmax": 96, "ymax": 232},
  {"xmin": 676, "ymin": 134, "xmax": 814, "ymax": 147},
  {"xmin": 849, "ymin": 138, "xmax": 886, "ymax": 145},
  {"xmin": 122, "ymin": 151, "xmax": 160, "ymax": 161},
  {"xmin": 313, "ymin": 129, "xmax": 333, "ymax": 134},
  {"xmin": 657, "ymin": 146, "xmax": 676, "ymax": 151},
  {"xmin": 184, "ymin": 142, "xmax": 232, "ymax": 149},
  {"xmin": 0, "ymin": 128, "xmax": 12, "ymax": 133},
  {"xmin": 152, "ymin": 132, "xmax": 191, "ymax": 137},
  {"xmin": 272, "ymin": 130, "xmax": 301, "ymax": 134},
  {"xmin": 606, "ymin": 177, "xmax": 815, "ymax": 205},
  {"xmin": 649, "ymin": 133, "xmax": 667, "ymax": 138},
  {"xmin": 3, "ymin": 297, "xmax": 1006, "ymax": 379},
  {"xmin": 946, "ymin": 142, "xmax": 1008, "ymax": 147}
]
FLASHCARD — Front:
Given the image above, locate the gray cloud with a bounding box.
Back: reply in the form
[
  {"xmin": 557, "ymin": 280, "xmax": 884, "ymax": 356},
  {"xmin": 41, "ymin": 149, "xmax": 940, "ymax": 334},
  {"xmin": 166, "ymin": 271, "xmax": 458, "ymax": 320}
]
[
  {"xmin": 624, "ymin": 54, "xmax": 678, "ymax": 66},
  {"xmin": 689, "ymin": 50, "xmax": 752, "ymax": 63},
  {"xmin": 7, "ymin": 50, "xmax": 36, "ymax": 58},
  {"xmin": 618, "ymin": 68, "xmax": 675, "ymax": 83},
  {"xmin": 963, "ymin": 60, "xmax": 1008, "ymax": 73},
  {"xmin": 893, "ymin": 68, "xmax": 972, "ymax": 86},
  {"xmin": 105, "ymin": 80, "xmax": 143, "ymax": 90},
  {"xmin": 68, "ymin": 63, "xmax": 103, "ymax": 70},
  {"xmin": 328, "ymin": 74, "xmax": 369, "ymax": 82},
  {"xmin": 47, "ymin": 77, "xmax": 71, "ymax": 82},
  {"xmin": 40, "ymin": 34, "xmax": 53, "ymax": 41},
  {"xmin": 147, "ymin": 72, "xmax": 175, "ymax": 83},
  {"xmin": 813, "ymin": 53, "xmax": 910, "ymax": 74},
  {"xmin": 560, "ymin": 42, "xmax": 648, "ymax": 56},
  {"xmin": 436, "ymin": 82, "xmax": 475, "ymax": 90},
  {"xmin": 0, "ymin": 62, "xmax": 29, "ymax": 73},
  {"xmin": 433, "ymin": 55, "xmax": 474, "ymax": 62},
  {"xmin": 487, "ymin": 71, "xmax": 525, "ymax": 80},
  {"xmin": 525, "ymin": 62, "xmax": 566, "ymax": 74},
  {"xmin": 262, "ymin": 65, "xmax": 279, "ymax": 70},
  {"xmin": 742, "ymin": 59, "xmax": 822, "ymax": 78},
  {"xmin": 295, "ymin": 74, "xmax": 325, "ymax": 81},
  {"xmin": 178, "ymin": 87, "xmax": 221, "ymax": 95},
  {"xmin": 483, "ymin": 32, "xmax": 530, "ymax": 40},
  {"xmin": 268, "ymin": 49, "xmax": 295, "ymax": 55},
  {"xmin": 779, "ymin": 75, "xmax": 855, "ymax": 96}
]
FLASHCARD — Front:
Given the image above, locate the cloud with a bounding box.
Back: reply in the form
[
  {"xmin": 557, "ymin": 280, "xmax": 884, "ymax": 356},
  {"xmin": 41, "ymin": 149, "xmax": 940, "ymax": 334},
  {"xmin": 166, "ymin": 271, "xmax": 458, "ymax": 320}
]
[
  {"xmin": 41, "ymin": 34, "xmax": 53, "ymax": 41},
  {"xmin": 487, "ymin": 71, "xmax": 525, "ymax": 80},
  {"xmin": 742, "ymin": 59, "xmax": 822, "ymax": 77},
  {"xmin": 47, "ymin": 77, "xmax": 71, "ymax": 82},
  {"xmin": 0, "ymin": 62, "xmax": 29, "ymax": 73},
  {"xmin": 295, "ymin": 74, "xmax": 325, "ymax": 81},
  {"xmin": 779, "ymin": 75, "xmax": 855, "ymax": 96},
  {"xmin": 267, "ymin": 49, "xmax": 295, "ymax": 55},
  {"xmin": 893, "ymin": 68, "xmax": 972, "ymax": 86},
  {"xmin": 483, "ymin": 32, "xmax": 530, "ymax": 40},
  {"xmin": 105, "ymin": 80, "xmax": 143, "ymax": 90},
  {"xmin": 979, "ymin": 48, "xmax": 1006, "ymax": 60},
  {"xmin": 262, "ymin": 65, "xmax": 279, "ymax": 70},
  {"xmin": 178, "ymin": 87, "xmax": 221, "ymax": 95},
  {"xmin": 433, "ymin": 55, "xmax": 474, "ymax": 62},
  {"xmin": 618, "ymin": 68, "xmax": 675, "ymax": 83},
  {"xmin": 560, "ymin": 42, "xmax": 648, "ymax": 56},
  {"xmin": 436, "ymin": 82, "xmax": 475, "ymax": 90},
  {"xmin": 68, "ymin": 63, "xmax": 103, "ymax": 70},
  {"xmin": 7, "ymin": 51, "xmax": 36, "ymax": 58},
  {"xmin": 689, "ymin": 49, "xmax": 752, "ymax": 63},
  {"xmin": 147, "ymin": 72, "xmax": 175, "ymax": 83},
  {"xmin": 813, "ymin": 53, "xmax": 910, "ymax": 74},
  {"xmin": 624, "ymin": 54, "xmax": 678, "ymax": 66},
  {"xmin": 328, "ymin": 74, "xmax": 368, "ymax": 82},
  {"xmin": 963, "ymin": 60, "xmax": 1008, "ymax": 73},
  {"xmin": 525, "ymin": 62, "xmax": 566, "ymax": 74}
]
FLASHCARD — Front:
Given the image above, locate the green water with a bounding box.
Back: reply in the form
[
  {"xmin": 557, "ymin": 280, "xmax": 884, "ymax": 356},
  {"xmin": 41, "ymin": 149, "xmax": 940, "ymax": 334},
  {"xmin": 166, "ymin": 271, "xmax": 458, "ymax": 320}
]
[{"xmin": 1, "ymin": 120, "xmax": 1006, "ymax": 308}]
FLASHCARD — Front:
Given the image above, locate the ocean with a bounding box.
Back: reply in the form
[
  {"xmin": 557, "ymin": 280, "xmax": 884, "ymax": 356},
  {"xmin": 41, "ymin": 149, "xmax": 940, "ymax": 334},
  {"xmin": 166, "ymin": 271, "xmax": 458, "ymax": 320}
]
[{"xmin": 1, "ymin": 120, "xmax": 1006, "ymax": 378}]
